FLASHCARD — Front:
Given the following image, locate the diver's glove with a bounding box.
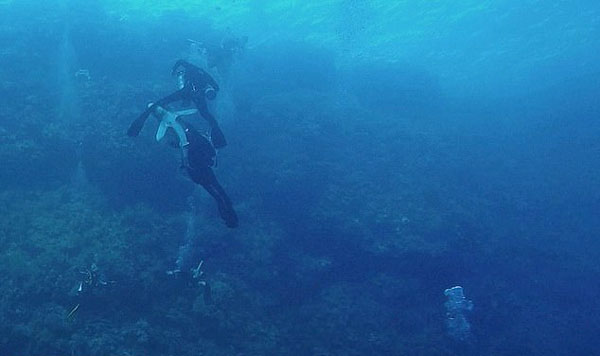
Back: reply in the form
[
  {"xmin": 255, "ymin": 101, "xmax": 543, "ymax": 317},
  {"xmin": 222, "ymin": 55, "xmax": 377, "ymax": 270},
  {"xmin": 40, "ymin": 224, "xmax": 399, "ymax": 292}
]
[{"xmin": 210, "ymin": 126, "xmax": 227, "ymax": 149}]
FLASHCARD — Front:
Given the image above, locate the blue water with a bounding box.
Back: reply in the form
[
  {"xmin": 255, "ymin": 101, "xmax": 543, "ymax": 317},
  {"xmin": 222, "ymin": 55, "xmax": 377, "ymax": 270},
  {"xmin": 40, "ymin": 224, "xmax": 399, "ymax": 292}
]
[{"xmin": 1, "ymin": 0, "xmax": 599, "ymax": 355}]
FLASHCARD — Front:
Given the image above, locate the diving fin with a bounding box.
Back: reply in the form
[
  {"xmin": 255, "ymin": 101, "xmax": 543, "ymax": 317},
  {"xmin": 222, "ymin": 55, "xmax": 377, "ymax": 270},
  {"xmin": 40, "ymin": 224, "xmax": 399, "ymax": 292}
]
[{"xmin": 127, "ymin": 115, "xmax": 148, "ymax": 137}]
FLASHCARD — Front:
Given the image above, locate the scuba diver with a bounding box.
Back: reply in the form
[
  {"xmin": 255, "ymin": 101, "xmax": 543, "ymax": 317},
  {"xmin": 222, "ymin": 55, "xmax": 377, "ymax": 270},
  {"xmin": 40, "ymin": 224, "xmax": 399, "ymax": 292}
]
[
  {"xmin": 150, "ymin": 104, "xmax": 238, "ymax": 228},
  {"xmin": 67, "ymin": 263, "xmax": 114, "ymax": 321},
  {"xmin": 127, "ymin": 59, "xmax": 228, "ymax": 149},
  {"xmin": 188, "ymin": 35, "xmax": 247, "ymax": 77}
]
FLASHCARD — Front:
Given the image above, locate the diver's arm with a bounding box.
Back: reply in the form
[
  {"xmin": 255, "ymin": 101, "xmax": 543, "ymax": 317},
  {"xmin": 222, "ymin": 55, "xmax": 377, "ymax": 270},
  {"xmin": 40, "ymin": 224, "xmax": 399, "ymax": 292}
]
[
  {"xmin": 154, "ymin": 88, "xmax": 187, "ymax": 107},
  {"xmin": 180, "ymin": 146, "xmax": 190, "ymax": 168},
  {"xmin": 174, "ymin": 109, "xmax": 198, "ymax": 116},
  {"xmin": 171, "ymin": 121, "xmax": 189, "ymax": 147},
  {"xmin": 176, "ymin": 125, "xmax": 190, "ymax": 168}
]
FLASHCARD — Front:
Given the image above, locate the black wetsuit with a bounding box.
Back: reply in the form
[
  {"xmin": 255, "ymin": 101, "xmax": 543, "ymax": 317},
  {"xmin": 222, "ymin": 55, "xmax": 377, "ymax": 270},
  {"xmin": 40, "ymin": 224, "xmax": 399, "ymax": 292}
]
[
  {"xmin": 183, "ymin": 123, "xmax": 238, "ymax": 228},
  {"xmin": 127, "ymin": 60, "xmax": 227, "ymax": 149}
]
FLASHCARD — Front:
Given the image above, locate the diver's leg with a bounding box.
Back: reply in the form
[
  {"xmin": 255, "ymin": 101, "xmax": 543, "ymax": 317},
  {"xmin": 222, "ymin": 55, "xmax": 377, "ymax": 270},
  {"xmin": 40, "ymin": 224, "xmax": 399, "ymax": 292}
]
[
  {"xmin": 202, "ymin": 182, "xmax": 237, "ymax": 227},
  {"xmin": 155, "ymin": 88, "xmax": 187, "ymax": 107},
  {"xmin": 192, "ymin": 96, "xmax": 227, "ymax": 148},
  {"xmin": 205, "ymin": 172, "xmax": 238, "ymax": 228},
  {"xmin": 212, "ymin": 185, "xmax": 238, "ymax": 228},
  {"xmin": 208, "ymin": 176, "xmax": 233, "ymax": 208},
  {"xmin": 187, "ymin": 166, "xmax": 236, "ymax": 227},
  {"xmin": 193, "ymin": 168, "xmax": 219, "ymax": 199},
  {"xmin": 199, "ymin": 169, "xmax": 238, "ymax": 228}
]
